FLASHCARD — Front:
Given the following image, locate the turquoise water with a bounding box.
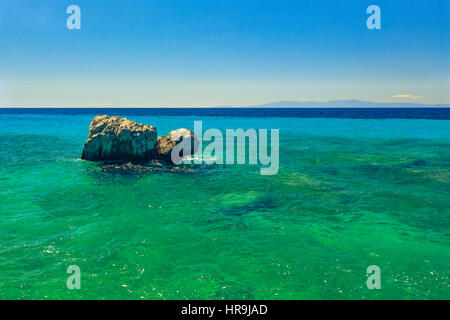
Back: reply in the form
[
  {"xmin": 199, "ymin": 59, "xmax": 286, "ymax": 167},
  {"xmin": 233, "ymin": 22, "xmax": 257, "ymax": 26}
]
[{"xmin": 0, "ymin": 111, "xmax": 449, "ymax": 299}]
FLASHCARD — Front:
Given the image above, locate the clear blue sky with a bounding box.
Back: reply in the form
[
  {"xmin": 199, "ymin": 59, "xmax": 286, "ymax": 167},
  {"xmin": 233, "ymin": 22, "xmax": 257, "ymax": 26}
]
[{"xmin": 0, "ymin": 0, "xmax": 448, "ymax": 106}]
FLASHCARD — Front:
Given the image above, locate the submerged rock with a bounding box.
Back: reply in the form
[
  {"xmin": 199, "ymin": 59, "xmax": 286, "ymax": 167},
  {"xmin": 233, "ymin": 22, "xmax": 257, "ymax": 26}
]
[
  {"xmin": 98, "ymin": 161, "xmax": 195, "ymax": 175},
  {"xmin": 81, "ymin": 115, "xmax": 157, "ymax": 162},
  {"xmin": 156, "ymin": 128, "xmax": 198, "ymax": 164}
]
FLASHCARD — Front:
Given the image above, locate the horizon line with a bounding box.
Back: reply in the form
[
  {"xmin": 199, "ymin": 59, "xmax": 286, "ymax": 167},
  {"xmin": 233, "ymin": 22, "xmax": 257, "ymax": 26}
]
[{"xmin": 1, "ymin": 99, "xmax": 449, "ymax": 109}]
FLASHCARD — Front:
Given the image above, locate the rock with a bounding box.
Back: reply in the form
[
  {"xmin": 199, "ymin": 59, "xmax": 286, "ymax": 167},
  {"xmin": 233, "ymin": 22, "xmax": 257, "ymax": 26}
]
[
  {"xmin": 156, "ymin": 128, "xmax": 198, "ymax": 164},
  {"xmin": 81, "ymin": 115, "xmax": 157, "ymax": 162},
  {"xmin": 81, "ymin": 115, "xmax": 198, "ymax": 165}
]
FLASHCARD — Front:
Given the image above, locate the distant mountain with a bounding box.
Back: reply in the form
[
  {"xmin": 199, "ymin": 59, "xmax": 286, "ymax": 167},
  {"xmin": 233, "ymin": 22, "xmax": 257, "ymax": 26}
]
[{"xmin": 245, "ymin": 100, "xmax": 449, "ymax": 108}]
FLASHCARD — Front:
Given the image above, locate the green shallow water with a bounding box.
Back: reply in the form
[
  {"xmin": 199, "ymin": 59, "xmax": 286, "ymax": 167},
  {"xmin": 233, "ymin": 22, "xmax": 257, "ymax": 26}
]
[{"xmin": 0, "ymin": 113, "xmax": 449, "ymax": 299}]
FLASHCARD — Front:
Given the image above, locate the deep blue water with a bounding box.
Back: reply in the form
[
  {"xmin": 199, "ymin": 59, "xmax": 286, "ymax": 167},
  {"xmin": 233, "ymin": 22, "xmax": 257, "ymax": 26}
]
[{"xmin": 1, "ymin": 108, "xmax": 449, "ymax": 119}]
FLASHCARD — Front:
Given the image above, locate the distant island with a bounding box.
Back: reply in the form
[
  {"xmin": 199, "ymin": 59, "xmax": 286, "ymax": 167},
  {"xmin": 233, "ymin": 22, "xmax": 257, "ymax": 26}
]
[{"xmin": 241, "ymin": 100, "xmax": 449, "ymax": 108}]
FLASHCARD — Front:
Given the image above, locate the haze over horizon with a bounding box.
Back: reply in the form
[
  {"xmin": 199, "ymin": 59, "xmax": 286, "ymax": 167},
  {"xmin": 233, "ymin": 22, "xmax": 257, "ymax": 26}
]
[
  {"xmin": 0, "ymin": 0, "xmax": 449, "ymax": 107},
  {"xmin": 1, "ymin": 99, "xmax": 449, "ymax": 109}
]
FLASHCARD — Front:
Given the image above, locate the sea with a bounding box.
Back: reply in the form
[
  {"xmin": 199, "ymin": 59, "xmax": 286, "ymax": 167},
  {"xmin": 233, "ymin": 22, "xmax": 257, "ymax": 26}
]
[{"xmin": 0, "ymin": 108, "xmax": 449, "ymax": 299}]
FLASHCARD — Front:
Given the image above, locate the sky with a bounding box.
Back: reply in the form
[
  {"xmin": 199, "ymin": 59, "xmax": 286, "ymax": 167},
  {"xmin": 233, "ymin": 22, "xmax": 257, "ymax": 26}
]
[{"xmin": 0, "ymin": 0, "xmax": 449, "ymax": 107}]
